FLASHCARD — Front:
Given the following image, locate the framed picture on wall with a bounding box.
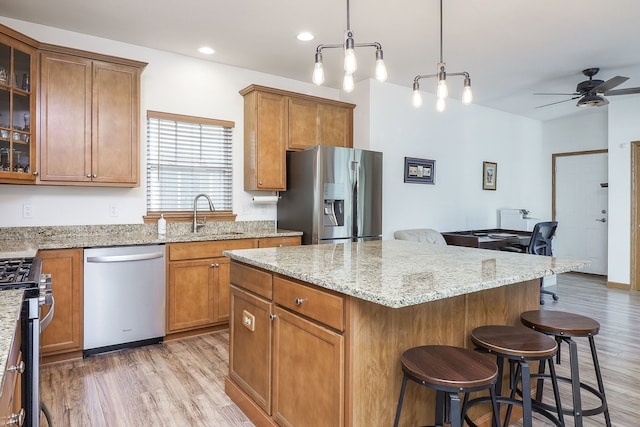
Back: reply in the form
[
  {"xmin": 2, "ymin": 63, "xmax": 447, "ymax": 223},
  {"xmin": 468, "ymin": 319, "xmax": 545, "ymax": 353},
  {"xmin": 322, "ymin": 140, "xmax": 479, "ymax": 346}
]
[
  {"xmin": 483, "ymin": 161, "xmax": 497, "ymax": 190},
  {"xmin": 404, "ymin": 157, "xmax": 435, "ymax": 184}
]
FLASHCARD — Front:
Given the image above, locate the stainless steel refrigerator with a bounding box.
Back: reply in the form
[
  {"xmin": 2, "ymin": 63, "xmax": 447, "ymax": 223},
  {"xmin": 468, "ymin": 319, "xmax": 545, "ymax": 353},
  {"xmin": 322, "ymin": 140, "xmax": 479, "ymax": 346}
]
[{"xmin": 277, "ymin": 145, "xmax": 383, "ymax": 244}]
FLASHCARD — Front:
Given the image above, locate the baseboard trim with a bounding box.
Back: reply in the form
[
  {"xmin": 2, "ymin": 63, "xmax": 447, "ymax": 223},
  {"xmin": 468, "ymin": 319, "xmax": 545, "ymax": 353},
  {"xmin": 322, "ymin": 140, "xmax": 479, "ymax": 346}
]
[{"xmin": 607, "ymin": 281, "xmax": 630, "ymax": 290}]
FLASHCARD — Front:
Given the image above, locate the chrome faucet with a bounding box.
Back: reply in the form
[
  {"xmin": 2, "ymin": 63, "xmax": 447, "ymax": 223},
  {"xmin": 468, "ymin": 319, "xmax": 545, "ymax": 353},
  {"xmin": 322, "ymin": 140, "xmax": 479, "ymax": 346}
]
[{"xmin": 193, "ymin": 193, "xmax": 216, "ymax": 232}]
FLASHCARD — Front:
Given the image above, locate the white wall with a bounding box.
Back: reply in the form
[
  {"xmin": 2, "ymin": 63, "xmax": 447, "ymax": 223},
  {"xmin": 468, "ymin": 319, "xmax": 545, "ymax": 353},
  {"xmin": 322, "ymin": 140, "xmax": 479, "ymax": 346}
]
[
  {"xmin": 0, "ymin": 17, "xmax": 344, "ymax": 227},
  {"xmin": 349, "ymin": 80, "xmax": 545, "ymax": 239},
  {"xmin": 0, "ymin": 17, "xmax": 552, "ymax": 245},
  {"xmin": 607, "ymin": 96, "xmax": 640, "ymax": 284}
]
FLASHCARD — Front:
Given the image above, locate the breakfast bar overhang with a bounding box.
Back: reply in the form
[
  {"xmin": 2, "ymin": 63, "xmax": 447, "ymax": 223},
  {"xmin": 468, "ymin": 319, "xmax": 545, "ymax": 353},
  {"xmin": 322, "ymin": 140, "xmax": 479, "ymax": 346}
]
[{"xmin": 224, "ymin": 240, "xmax": 588, "ymax": 427}]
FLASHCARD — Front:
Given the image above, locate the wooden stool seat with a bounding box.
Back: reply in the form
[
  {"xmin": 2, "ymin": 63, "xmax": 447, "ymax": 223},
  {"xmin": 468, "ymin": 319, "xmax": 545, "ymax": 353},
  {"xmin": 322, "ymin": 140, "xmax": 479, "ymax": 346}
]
[
  {"xmin": 520, "ymin": 310, "xmax": 611, "ymax": 426},
  {"xmin": 471, "ymin": 325, "xmax": 564, "ymax": 427},
  {"xmin": 394, "ymin": 345, "xmax": 501, "ymax": 427},
  {"xmin": 401, "ymin": 345, "xmax": 498, "ymax": 389},
  {"xmin": 521, "ymin": 310, "xmax": 600, "ymax": 337},
  {"xmin": 471, "ymin": 325, "xmax": 558, "ymax": 358}
]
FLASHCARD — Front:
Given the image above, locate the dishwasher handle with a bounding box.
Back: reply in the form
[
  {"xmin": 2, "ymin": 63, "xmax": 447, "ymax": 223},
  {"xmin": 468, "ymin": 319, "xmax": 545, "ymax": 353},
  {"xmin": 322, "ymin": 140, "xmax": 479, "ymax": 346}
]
[{"xmin": 86, "ymin": 252, "xmax": 165, "ymax": 263}]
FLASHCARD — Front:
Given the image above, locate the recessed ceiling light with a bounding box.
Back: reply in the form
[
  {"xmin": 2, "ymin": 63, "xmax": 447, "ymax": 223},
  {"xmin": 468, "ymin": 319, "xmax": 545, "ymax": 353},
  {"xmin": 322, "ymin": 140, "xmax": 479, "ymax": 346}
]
[
  {"xmin": 297, "ymin": 32, "xmax": 315, "ymax": 42},
  {"xmin": 198, "ymin": 46, "xmax": 215, "ymax": 55}
]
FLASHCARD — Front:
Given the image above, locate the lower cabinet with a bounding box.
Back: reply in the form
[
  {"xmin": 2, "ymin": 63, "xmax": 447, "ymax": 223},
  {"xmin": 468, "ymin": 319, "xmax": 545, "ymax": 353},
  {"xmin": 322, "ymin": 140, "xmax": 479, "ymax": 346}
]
[
  {"xmin": 228, "ymin": 261, "xmax": 345, "ymax": 426},
  {"xmin": 0, "ymin": 319, "xmax": 22, "ymax": 426},
  {"xmin": 38, "ymin": 248, "xmax": 84, "ymax": 359},
  {"xmin": 166, "ymin": 239, "xmax": 260, "ymax": 335}
]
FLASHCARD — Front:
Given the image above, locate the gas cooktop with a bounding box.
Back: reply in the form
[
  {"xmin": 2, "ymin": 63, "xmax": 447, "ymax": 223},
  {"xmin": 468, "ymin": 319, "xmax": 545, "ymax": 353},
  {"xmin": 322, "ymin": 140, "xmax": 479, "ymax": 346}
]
[{"xmin": 0, "ymin": 257, "xmax": 42, "ymax": 288}]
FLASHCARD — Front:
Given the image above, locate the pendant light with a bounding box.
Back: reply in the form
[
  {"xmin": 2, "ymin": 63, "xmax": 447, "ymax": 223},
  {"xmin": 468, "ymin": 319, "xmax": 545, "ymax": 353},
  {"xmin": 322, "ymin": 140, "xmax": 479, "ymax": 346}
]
[
  {"xmin": 312, "ymin": 0, "xmax": 387, "ymax": 92},
  {"xmin": 412, "ymin": 0, "xmax": 472, "ymax": 111}
]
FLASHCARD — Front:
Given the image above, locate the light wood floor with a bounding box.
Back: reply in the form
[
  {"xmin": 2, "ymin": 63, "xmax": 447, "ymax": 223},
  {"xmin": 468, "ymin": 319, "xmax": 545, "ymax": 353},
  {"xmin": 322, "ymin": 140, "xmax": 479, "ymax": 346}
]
[{"xmin": 40, "ymin": 273, "xmax": 638, "ymax": 426}]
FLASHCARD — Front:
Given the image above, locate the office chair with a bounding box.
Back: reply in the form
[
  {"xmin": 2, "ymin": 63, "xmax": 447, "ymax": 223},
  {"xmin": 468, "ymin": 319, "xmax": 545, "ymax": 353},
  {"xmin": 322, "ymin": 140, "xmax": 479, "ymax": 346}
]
[{"xmin": 502, "ymin": 221, "xmax": 559, "ymax": 304}]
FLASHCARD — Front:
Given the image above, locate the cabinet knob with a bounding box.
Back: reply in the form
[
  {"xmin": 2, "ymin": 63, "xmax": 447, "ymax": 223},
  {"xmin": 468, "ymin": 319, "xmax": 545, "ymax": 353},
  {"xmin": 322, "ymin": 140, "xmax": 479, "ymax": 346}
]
[
  {"xmin": 269, "ymin": 314, "xmax": 277, "ymax": 320},
  {"xmin": 92, "ymin": 173, "xmax": 97, "ymax": 178},
  {"xmin": 294, "ymin": 298, "xmax": 305, "ymax": 306},
  {"xmin": 211, "ymin": 263, "xmax": 220, "ymax": 268},
  {"xmin": 86, "ymin": 173, "xmax": 92, "ymax": 178},
  {"xmin": 32, "ymin": 171, "xmax": 39, "ymax": 176},
  {"xmin": 258, "ymin": 181, "xmax": 263, "ymax": 186},
  {"xmin": 8, "ymin": 361, "xmax": 25, "ymax": 374},
  {"xmin": 7, "ymin": 408, "xmax": 24, "ymax": 426}
]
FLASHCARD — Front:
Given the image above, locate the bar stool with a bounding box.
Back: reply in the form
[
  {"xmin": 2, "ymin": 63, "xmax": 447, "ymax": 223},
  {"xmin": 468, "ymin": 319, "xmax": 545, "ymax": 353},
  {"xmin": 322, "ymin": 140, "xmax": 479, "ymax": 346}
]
[
  {"xmin": 521, "ymin": 310, "xmax": 611, "ymax": 427},
  {"xmin": 470, "ymin": 325, "xmax": 564, "ymax": 427},
  {"xmin": 393, "ymin": 345, "xmax": 501, "ymax": 427}
]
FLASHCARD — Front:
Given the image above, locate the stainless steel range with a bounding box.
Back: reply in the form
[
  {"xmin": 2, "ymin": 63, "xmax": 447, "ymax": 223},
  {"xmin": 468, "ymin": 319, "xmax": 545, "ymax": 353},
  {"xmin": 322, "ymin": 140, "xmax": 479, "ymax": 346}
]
[{"xmin": 0, "ymin": 257, "xmax": 54, "ymax": 427}]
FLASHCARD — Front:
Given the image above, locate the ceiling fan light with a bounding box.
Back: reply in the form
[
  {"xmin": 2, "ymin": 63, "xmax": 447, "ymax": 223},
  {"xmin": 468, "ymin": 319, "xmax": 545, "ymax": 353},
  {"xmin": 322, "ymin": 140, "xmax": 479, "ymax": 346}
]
[{"xmin": 577, "ymin": 94, "xmax": 608, "ymax": 108}]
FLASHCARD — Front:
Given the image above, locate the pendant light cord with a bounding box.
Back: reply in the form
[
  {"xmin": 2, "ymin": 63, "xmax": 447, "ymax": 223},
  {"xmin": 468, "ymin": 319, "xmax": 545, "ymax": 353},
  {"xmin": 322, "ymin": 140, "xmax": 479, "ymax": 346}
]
[
  {"xmin": 439, "ymin": 0, "xmax": 444, "ymax": 64},
  {"xmin": 347, "ymin": 0, "xmax": 351, "ymax": 31}
]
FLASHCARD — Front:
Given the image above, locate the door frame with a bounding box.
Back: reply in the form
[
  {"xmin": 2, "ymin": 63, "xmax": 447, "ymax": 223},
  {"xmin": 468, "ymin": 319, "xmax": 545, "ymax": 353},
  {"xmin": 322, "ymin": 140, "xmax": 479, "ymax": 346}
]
[{"xmin": 630, "ymin": 142, "xmax": 640, "ymax": 291}]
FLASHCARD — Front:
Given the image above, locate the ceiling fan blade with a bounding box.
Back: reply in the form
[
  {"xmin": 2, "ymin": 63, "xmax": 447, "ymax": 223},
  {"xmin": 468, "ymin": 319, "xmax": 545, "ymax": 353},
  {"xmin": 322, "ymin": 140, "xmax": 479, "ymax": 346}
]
[
  {"xmin": 604, "ymin": 87, "xmax": 640, "ymax": 96},
  {"xmin": 534, "ymin": 92, "xmax": 580, "ymax": 96},
  {"xmin": 534, "ymin": 96, "xmax": 582, "ymax": 109},
  {"xmin": 592, "ymin": 76, "xmax": 629, "ymax": 93}
]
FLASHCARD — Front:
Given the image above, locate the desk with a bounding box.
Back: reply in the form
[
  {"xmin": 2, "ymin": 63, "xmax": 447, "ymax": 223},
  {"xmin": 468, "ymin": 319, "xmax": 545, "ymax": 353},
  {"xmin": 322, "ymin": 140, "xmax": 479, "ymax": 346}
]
[{"xmin": 442, "ymin": 228, "xmax": 531, "ymax": 251}]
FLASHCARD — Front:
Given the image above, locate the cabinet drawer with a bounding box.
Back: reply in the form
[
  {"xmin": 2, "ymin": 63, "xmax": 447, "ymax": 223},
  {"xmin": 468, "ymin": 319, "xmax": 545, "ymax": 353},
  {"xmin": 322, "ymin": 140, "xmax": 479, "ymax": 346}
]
[
  {"xmin": 230, "ymin": 262, "xmax": 273, "ymax": 300},
  {"xmin": 273, "ymin": 276, "xmax": 344, "ymax": 331},
  {"xmin": 258, "ymin": 236, "xmax": 301, "ymax": 248},
  {"xmin": 168, "ymin": 239, "xmax": 257, "ymax": 261}
]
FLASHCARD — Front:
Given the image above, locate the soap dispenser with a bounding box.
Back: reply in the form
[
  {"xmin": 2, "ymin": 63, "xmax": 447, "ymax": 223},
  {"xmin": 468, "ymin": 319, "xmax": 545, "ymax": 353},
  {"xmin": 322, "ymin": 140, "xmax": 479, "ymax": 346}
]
[{"xmin": 158, "ymin": 214, "xmax": 166, "ymax": 237}]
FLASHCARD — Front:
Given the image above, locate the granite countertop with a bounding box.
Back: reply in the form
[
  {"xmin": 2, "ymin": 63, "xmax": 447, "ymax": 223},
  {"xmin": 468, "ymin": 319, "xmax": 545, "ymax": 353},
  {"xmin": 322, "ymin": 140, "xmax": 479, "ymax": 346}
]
[
  {"xmin": 0, "ymin": 221, "xmax": 302, "ymax": 258},
  {"xmin": 0, "ymin": 290, "xmax": 24, "ymax": 394},
  {"xmin": 224, "ymin": 240, "xmax": 589, "ymax": 308}
]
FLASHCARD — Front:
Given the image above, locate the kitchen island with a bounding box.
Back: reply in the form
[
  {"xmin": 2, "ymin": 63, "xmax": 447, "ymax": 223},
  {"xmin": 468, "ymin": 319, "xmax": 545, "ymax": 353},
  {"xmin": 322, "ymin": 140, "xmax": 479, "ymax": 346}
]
[{"xmin": 224, "ymin": 240, "xmax": 588, "ymax": 427}]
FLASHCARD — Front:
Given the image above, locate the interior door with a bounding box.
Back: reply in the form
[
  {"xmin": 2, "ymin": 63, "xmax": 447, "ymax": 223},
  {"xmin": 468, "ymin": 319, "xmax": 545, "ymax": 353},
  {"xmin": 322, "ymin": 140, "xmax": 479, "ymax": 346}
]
[{"xmin": 553, "ymin": 151, "xmax": 608, "ymax": 275}]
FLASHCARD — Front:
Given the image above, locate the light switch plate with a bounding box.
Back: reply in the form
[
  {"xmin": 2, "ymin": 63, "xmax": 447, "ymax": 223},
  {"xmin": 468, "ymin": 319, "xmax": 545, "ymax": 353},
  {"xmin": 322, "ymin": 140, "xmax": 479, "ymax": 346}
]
[{"xmin": 242, "ymin": 310, "xmax": 255, "ymax": 332}]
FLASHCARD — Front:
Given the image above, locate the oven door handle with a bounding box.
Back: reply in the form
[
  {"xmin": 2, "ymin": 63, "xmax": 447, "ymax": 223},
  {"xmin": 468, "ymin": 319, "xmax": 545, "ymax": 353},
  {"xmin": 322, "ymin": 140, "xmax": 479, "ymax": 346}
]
[
  {"xmin": 40, "ymin": 295, "xmax": 55, "ymax": 331},
  {"xmin": 86, "ymin": 252, "xmax": 164, "ymax": 263}
]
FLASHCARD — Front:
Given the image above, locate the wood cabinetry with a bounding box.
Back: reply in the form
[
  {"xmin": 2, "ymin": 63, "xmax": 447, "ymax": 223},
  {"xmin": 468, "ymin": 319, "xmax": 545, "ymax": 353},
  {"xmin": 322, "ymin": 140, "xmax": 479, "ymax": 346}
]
[
  {"xmin": 0, "ymin": 318, "xmax": 22, "ymax": 426},
  {"xmin": 0, "ymin": 24, "xmax": 38, "ymax": 184},
  {"xmin": 227, "ymin": 261, "xmax": 345, "ymax": 426},
  {"xmin": 38, "ymin": 46, "xmax": 146, "ymax": 186},
  {"xmin": 166, "ymin": 239, "xmax": 258, "ymax": 336},
  {"xmin": 240, "ymin": 85, "xmax": 355, "ymax": 191},
  {"xmin": 257, "ymin": 235, "xmax": 301, "ymax": 248},
  {"xmin": 38, "ymin": 248, "xmax": 84, "ymax": 362}
]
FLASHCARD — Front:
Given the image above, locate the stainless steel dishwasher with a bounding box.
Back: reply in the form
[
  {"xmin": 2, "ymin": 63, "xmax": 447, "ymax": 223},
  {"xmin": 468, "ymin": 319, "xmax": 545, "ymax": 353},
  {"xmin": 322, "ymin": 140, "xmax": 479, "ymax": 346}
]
[{"xmin": 83, "ymin": 244, "xmax": 166, "ymax": 356}]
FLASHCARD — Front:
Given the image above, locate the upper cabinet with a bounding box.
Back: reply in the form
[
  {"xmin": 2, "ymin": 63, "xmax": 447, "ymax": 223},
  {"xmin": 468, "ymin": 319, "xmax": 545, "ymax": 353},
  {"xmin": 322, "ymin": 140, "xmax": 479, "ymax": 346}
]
[
  {"xmin": 0, "ymin": 26, "xmax": 38, "ymax": 184},
  {"xmin": 38, "ymin": 47, "xmax": 146, "ymax": 186},
  {"xmin": 240, "ymin": 85, "xmax": 355, "ymax": 191}
]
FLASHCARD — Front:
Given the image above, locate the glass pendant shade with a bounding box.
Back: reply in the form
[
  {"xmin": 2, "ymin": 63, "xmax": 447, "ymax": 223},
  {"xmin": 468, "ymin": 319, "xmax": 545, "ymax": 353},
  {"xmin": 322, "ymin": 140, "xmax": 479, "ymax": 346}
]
[
  {"xmin": 312, "ymin": 62, "xmax": 325, "ymax": 85},
  {"xmin": 412, "ymin": 82, "xmax": 423, "ymax": 107},
  {"xmin": 462, "ymin": 85, "xmax": 473, "ymax": 104},
  {"xmin": 375, "ymin": 59, "xmax": 387, "ymax": 82},
  {"xmin": 343, "ymin": 73, "xmax": 355, "ymax": 92},
  {"xmin": 344, "ymin": 38, "xmax": 358, "ymax": 74},
  {"xmin": 436, "ymin": 97, "xmax": 446, "ymax": 112},
  {"xmin": 437, "ymin": 78, "xmax": 448, "ymax": 99}
]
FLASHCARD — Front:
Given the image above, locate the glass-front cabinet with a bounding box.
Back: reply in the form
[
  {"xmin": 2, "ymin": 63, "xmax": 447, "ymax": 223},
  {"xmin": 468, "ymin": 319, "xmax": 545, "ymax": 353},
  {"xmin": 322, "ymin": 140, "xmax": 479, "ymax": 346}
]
[{"xmin": 0, "ymin": 30, "xmax": 36, "ymax": 184}]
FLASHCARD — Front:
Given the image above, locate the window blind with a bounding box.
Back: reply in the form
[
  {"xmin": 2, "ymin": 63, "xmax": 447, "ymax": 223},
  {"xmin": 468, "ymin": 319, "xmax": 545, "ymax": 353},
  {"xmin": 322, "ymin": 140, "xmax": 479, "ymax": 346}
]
[{"xmin": 146, "ymin": 112, "xmax": 233, "ymax": 212}]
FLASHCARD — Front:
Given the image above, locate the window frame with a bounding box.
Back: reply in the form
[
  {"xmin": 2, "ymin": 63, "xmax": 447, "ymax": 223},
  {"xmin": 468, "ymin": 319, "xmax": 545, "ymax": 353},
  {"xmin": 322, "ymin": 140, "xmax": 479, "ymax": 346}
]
[{"xmin": 143, "ymin": 110, "xmax": 236, "ymax": 224}]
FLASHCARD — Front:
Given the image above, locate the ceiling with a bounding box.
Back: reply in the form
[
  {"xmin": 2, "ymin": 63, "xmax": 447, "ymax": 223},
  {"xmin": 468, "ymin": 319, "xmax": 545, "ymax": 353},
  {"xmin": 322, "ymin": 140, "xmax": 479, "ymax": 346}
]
[{"xmin": 2, "ymin": 0, "xmax": 640, "ymax": 121}]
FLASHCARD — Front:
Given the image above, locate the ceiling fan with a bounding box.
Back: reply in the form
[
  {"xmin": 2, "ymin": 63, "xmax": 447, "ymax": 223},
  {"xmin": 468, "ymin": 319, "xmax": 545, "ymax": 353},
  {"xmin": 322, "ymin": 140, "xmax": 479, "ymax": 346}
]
[{"xmin": 534, "ymin": 68, "xmax": 640, "ymax": 109}]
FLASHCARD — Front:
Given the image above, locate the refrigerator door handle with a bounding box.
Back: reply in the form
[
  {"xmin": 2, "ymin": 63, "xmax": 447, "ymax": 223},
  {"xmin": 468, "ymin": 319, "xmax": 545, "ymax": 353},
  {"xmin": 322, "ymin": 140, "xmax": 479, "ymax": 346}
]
[{"xmin": 352, "ymin": 160, "xmax": 359, "ymax": 238}]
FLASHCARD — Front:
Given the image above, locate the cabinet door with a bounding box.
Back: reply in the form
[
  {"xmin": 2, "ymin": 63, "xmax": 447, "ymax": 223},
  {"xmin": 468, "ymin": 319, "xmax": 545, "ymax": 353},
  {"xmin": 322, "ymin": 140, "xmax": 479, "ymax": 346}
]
[
  {"xmin": 288, "ymin": 97, "xmax": 318, "ymax": 151},
  {"xmin": 91, "ymin": 60, "xmax": 139, "ymax": 184},
  {"xmin": 273, "ymin": 306, "xmax": 344, "ymax": 427},
  {"xmin": 39, "ymin": 52, "xmax": 92, "ymax": 182},
  {"xmin": 213, "ymin": 256, "xmax": 230, "ymax": 323},
  {"xmin": 318, "ymin": 104, "xmax": 352, "ymax": 148},
  {"xmin": 252, "ymin": 91, "xmax": 287, "ymax": 190},
  {"xmin": 39, "ymin": 248, "xmax": 84, "ymax": 355},
  {"xmin": 167, "ymin": 259, "xmax": 216, "ymax": 332},
  {"xmin": 229, "ymin": 285, "xmax": 273, "ymax": 414}
]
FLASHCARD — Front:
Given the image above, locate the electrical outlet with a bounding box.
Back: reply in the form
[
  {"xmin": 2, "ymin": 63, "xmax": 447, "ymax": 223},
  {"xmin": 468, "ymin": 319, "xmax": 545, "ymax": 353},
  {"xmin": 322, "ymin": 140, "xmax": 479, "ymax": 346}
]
[
  {"xmin": 22, "ymin": 204, "xmax": 33, "ymax": 218},
  {"xmin": 109, "ymin": 204, "xmax": 119, "ymax": 217}
]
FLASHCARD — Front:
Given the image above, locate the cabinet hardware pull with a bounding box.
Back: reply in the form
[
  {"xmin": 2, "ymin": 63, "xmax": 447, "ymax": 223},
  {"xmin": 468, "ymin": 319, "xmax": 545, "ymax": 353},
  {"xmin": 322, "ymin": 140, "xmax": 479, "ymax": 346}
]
[
  {"xmin": 7, "ymin": 408, "xmax": 24, "ymax": 426},
  {"xmin": 295, "ymin": 298, "xmax": 305, "ymax": 306},
  {"xmin": 8, "ymin": 361, "xmax": 24, "ymax": 373},
  {"xmin": 258, "ymin": 181, "xmax": 263, "ymax": 185},
  {"xmin": 211, "ymin": 263, "xmax": 220, "ymax": 268},
  {"xmin": 92, "ymin": 173, "xmax": 97, "ymax": 178},
  {"xmin": 269, "ymin": 314, "xmax": 277, "ymax": 320},
  {"xmin": 32, "ymin": 171, "xmax": 38, "ymax": 176},
  {"xmin": 86, "ymin": 173, "xmax": 91, "ymax": 178}
]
